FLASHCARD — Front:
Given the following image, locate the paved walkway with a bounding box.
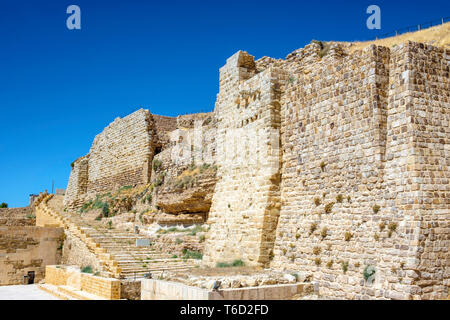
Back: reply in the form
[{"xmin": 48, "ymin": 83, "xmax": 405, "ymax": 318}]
[{"xmin": 0, "ymin": 284, "xmax": 60, "ymax": 300}]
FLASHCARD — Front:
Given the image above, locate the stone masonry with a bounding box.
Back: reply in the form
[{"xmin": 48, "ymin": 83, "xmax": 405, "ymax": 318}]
[
  {"xmin": 0, "ymin": 226, "xmax": 63, "ymax": 285},
  {"xmin": 203, "ymin": 42, "xmax": 449, "ymax": 299},
  {"xmin": 269, "ymin": 42, "xmax": 449, "ymax": 299},
  {"xmin": 64, "ymin": 109, "xmax": 177, "ymax": 208},
  {"xmin": 202, "ymin": 51, "xmax": 285, "ymax": 267},
  {"xmin": 62, "ymin": 40, "xmax": 449, "ymax": 299}
]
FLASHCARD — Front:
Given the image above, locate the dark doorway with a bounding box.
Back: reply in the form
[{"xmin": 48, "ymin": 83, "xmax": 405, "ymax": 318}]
[{"xmin": 27, "ymin": 271, "xmax": 35, "ymax": 284}]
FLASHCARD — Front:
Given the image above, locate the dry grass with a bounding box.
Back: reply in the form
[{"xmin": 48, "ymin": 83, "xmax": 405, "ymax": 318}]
[
  {"xmin": 178, "ymin": 166, "xmax": 201, "ymax": 179},
  {"xmin": 346, "ymin": 22, "xmax": 450, "ymax": 53}
]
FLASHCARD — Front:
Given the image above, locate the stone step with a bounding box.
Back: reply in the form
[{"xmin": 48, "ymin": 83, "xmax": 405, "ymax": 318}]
[
  {"xmin": 38, "ymin": 284, "xmax": 76, "ymax": 300},
  {"xmin": 116, "ymin": 259, "xmax": 184, "ymax": 265},
  {"xmin": 101, "ymin": 247, "xmax": 157, "ymax": 252},
  {"xmin": 85, "ymin": 233, "xmax": 146, "ymax": 237},
  {"xmin": 111, "ymin": 252, "xmax": 161, "ymax": 257},
  {"xmin": 98, "ymin": 245, "xmax": 154, "ymax": 249},
  {"xmin": 88, "ymin": 236, "xmax": 149, "ymax": 241},
  {"xmin": 120, "ymin": 268, "xmax": 192, "ymax": 276},
  {"xmin": 94, "ymin": 240, "xmax": 149, "ymax": 245},
  {"xmin": 120, "ymin": 266, "xmax": 192, "ymax": 277},
  {"xmin": 114, "ymin": 257, "xmax": 173, "ymax": 262},
  {"xmin": 101, "ymin": 250, "xmax": 157, "ymax": 255},
  {"xmin": 85, "ymin": 232, "xmax": 147, "ymax": 237},
  {"xmin": 113, "ymin": 255, "xmax": 173, "ymax": 261},
  {"xmin": 119, "ymin": 263, "xmax": 194, "ymax": 271},
  {"xmin": 118, "ymin": 265, "xmax": 181, "ymax": 271},
  {"xmin": 43, "ymin": 199, "xmax": 200, "ymax": 281},
  {"xmin": 58, "ymin": 285, "xmax": 108, "ymax": 300}
]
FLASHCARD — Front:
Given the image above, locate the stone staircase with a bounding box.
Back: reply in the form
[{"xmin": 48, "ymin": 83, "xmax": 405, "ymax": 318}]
[
  {"xmin": 37, "ymin": 194, "xmax": 197, "ymax": 280},
  {"xmin": 38, "ymin": 283, "xmax": 108, "ymax": 300}
]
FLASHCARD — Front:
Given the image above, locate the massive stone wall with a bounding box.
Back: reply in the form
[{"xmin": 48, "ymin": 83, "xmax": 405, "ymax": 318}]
[
  {"xmin": 268, "ymin": 42, "xmax": 449, "ymax": 299},
  {"xmin": 202, "ymin": 51, "xmax": 285, "ymax": 266},
  {"xmin": 87, "ymin": 109, "xmax": 154, "ymax": 193},
  {"xmin": 0, "ymin": 226, "xmax": 63, "ymax": 285},
  {"xmin": 201, "ymin": 42, "xmax": 448, "ymax": 299},
  {"xmin": 270, "ymin": 43, "xmax": 392, "ymax": 298},
  {"xmin": 392, "ymin": 43, "xmax": 449, "ymax": 299},
  {"xmin": 64, "ymin": 109, "xmax": 178, "ymax": 208}
]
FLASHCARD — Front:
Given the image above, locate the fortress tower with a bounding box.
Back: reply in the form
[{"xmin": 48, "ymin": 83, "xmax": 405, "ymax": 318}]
[{"xmin": 202, "ymin": 51, "xmax": 286, "ymax": 266}]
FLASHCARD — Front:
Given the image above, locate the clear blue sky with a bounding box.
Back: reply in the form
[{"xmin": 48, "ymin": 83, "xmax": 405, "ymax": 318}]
[{"xmin": 1, "ymin": 0, "xmax": 449, "ymax": 207}]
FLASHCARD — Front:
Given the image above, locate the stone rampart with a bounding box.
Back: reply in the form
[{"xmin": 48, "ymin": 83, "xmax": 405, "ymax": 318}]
[
  {"xmin": 64, "ymin": 109, "xmax": 178, "ymax": 208},
  {"xmin": 269, "ymin": 42, "xmax": 449, "ymax": 299}
]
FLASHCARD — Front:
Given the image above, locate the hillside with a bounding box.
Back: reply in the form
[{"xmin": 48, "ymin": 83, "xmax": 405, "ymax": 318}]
[{"xmin": 346, "ymin": 21, "xmax": 450, "ymax": 52}]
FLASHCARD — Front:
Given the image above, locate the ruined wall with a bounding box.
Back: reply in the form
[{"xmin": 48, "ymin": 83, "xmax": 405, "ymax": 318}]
[
  {"xmin": 0, "ymin": 207, "xmax": 34, "ymax": 226},
  {"xmin": 203, "ymin": 51, "xmax": 285, "ymax": 266},
  {"xmin": 87, "ymin": 109, "xmax": 154, "ymax": 193},
  {"xmin": 154, "ymin": 114, "xmax": 217, "ymax": 215},
  {"xmin": 64, "ymin": 156, "xmax": 89, "ymax": 208},
  {"xmin": 0, "ymin": 226, "xmax": 63, "ymax": 285},
  {"xmin": 64, "ymin": 109, "xmax": 179, "ymax": 208},
  {"xmin": 153, "ymin": 115, "xmax": 178, "ymax": 150}
]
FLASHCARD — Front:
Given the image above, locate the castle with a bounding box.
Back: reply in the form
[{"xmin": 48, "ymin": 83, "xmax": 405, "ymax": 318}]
[{"xmin": 62, "ymin": 40, "xmax": 449, "ymax": 299}]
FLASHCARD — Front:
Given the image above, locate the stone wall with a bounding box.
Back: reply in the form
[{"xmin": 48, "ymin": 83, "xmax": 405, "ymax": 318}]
[
  {"xmin": 0, "ymin": 207, "xmax": 34, "ymax": 226},
  {"xmin": 269, "ymin": 42, "xmax": 449, "ymax": 299},
  {"xmin": 203, "ymin": 51, "xmax": 285, "ymax": 266},
  {"xmin": 141, "ymin": 279, "xmax": 312, "ymax": 300},
  {"xmin": 0, "ymin": 226, "xmax": 63, "ymax": 285},
  {"xmin": 153, "ymin": 114, "xmax": 180, "ymax": 149},
  {"xmin": 59, "ymin": 40, "xmax": 448, "ymax": 299},
  {"xmin": 201, "ymin": 42, "xmax": 448, "ymax": 299},
  {"xmin": 45, "ymin": 265, "xmax": 121, "ymax": 300},
  {"xmin": 389, "ymin": 43, "xmax": 449, "ymax": 299},
  {"xmin": 35, "ymin": 196, "xmax": 110, "ymax": 275},
  {"xmin": 270, "ymin": 43, "xmax": 391, "ymax": 299},
  {"xmin": 64, "ymin": 109, "xmax": 179, "ymax": 208},
  {"xmin": 61, "ymin": 232, "xmax": 103, "ymax": 273},
  {"xmin": 64, "ymin": 156, "xmax": 90, "ymax": 208},
  {"xmin": 87, "ymin": 109, "xmax": 154, "ymax": 193}
]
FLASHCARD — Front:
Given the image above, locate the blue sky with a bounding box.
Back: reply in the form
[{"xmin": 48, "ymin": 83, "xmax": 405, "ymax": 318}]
[{"xmin": 1, "ymin": 0, "xmax": 449, "ymax": 207}]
